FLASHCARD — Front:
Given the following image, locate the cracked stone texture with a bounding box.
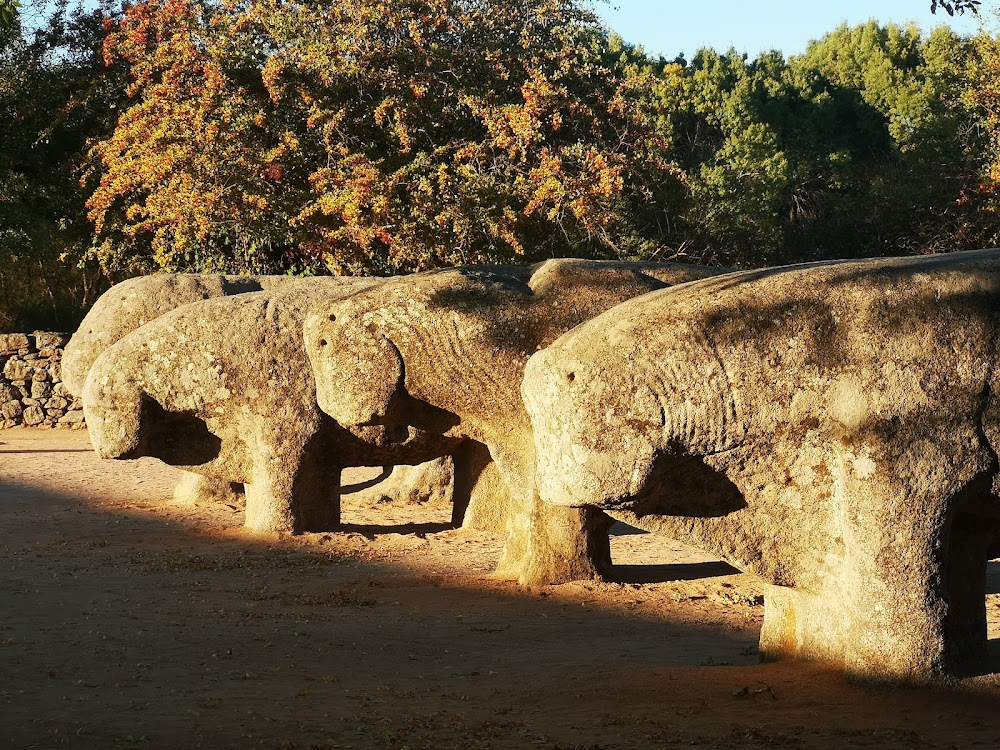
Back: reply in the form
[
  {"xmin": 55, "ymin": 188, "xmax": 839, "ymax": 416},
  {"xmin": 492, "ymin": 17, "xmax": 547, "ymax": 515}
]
[
  {"xmin": 305, "ymin": 259, "xmax": 728, "ymax": 585},
  {"xmin": 522, "ymin": 248, "xmax": 1000, "ymax": 684},
  {"xmin": 82, "ymin": 278, "xmax": 466, "ymax": 534}
]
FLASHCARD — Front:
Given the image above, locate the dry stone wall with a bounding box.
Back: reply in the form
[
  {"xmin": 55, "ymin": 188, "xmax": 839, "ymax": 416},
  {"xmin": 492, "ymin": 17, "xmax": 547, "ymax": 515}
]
[{"xmin": 0, "ymin": 333, "xmax": 84, "ymax": 428}]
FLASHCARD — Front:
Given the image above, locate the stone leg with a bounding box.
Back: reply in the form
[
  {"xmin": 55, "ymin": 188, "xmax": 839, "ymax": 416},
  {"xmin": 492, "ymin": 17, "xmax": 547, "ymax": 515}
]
[
  {"xmin": 759, "ymin": 583, "xmax": 852, "ymax": 666},
  {"xmin": 847, "ymin": 487, "xmax": 995, "ymax": 683},
  {"xmin": 761, "ymin": 476, "xmax": 997, "ymax": 683},
  {"xmin": 172, "ymin": 471, "xmax": 243, "ymax": 506},
  {"xmin": 453, "ymin": 441, "xmax": 517, "ymax": 532},
  {"xmin": 494, "ymin": 492, "xmax": 614, "ymax": 585},
  {"xmin": 243, "ymin": 436, "xmax": 341, "ymax": 534},
  {"xmin": 290, "ymin": 434, "xmax": 343, "ymax": 533},
  {"xmin": 243, "ymin": 475, "xmax": 296, "ymax": 533},
  {"xmin": 291, "ymin": 468, "xmax": 342, "ymax": 533},
  {"xmin": 938, "ymin": 509, "xmax": 995, "ymax": 673},
  {"xmin": 244, "ymin": 468, "xmax": 341, "ymax": 534},
  {"xmin": 451, "ymin": 441, "xmax": 480, "ymax": 527}
]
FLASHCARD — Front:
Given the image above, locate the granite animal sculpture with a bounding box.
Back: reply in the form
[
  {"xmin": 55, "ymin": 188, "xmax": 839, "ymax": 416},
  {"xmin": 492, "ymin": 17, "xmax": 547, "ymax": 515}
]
[
  {"xmin": 304, "ymin": 259, "xmax": 728, "ymax": 584},
  {"xmin": 63, "ymin": 273, "xmax": 306, "ymax": 504},
  {"xmin": 66, "ymin": 273, "xmax": 463, "ymax": 515},
  {"xmin": 522, "ymin": 248, "xmax": 1000, "ymax": 683},
  {"xmin": 83, "ymin": 278, "xmax": 467, "ymax": 533}
]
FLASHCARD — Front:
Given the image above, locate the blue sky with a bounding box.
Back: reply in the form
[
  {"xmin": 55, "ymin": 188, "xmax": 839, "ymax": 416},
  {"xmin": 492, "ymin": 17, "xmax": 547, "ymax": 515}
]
[{"xmin": 591, "ymin": 0, "xmax": 988, "ymax": 59}]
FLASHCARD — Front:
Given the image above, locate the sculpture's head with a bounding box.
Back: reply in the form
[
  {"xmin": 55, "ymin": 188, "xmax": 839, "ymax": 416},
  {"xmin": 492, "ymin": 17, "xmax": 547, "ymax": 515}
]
[
  {"xmin": 522, "ymin": 342, "xmax": 661, "ymax": 508},
  {"xmin": 522, "ymin": 306, "xmax": 741, "ymax": 513},
  {"xmin": 81, "ymin": 349, "xmax": 144, "ymax": 460},
  {"xmin": 304, "ymin": 297, "xmax": 405, "ymax": 427}
]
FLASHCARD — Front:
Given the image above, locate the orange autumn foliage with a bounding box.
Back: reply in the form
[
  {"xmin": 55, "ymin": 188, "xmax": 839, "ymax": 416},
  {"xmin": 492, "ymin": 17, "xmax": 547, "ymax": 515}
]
[{"xmin": 86, "ymin": 0, "xmax": 681, "ymax": 274}]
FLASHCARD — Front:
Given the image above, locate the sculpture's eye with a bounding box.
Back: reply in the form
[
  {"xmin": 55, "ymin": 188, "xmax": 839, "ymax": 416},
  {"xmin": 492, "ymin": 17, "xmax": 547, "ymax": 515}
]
[
  {"xmin": 328, "ymin": 314, "xmax": 336, "ymax": 322},
  {"xmin": 319, "ymin": 339, "xmax": 328, "ymax": 348},
  {"xmin": 566, "ymin": 372, "xmax": 576, "ymax": 383}
]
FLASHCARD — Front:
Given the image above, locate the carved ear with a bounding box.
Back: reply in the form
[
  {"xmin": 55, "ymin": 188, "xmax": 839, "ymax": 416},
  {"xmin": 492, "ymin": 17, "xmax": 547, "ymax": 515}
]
[{"xmin": 306, "ymin": 312, "xmax": 405, "ymax": 426}]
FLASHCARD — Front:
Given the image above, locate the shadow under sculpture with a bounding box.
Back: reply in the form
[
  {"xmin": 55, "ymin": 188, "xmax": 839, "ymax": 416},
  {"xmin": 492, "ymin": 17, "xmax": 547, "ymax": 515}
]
[
  {"xmin": 522, "ymin": 248, "xmax": 1000, "ymax": 683},
  {"xmin": 81, "ymin": 278, "xmax": 472, "ymax": 534},
  {"xmin": 304, "ymin": 259, "xmax": 728, "ymax": 585}
]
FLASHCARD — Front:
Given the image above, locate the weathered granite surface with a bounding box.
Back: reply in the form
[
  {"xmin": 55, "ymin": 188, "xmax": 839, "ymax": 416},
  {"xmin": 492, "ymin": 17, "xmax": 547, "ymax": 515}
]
[
  {"xmin": 63, "ymin": 274, "xmax": 336, "ymax": 502},
  {"xmin": 305, "ymin": 259, "xmax": 728, "ymax": 584},
  {"xmin": 62, "ymin": 274, "xmax": 305, "ymax": 398},
  {"xmin": 83, "ymin": 278, "xmax": 466, "ymax": 533},
  {"xmin": 523, "ymin": 249, "xmax": 1000, "ymax": 682}
]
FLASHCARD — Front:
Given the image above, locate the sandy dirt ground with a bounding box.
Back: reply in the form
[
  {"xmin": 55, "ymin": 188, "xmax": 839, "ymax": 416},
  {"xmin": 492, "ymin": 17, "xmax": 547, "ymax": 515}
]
[{"xmin": 2, "ymin": 428, "xmax": 1000, "ymax": 749}]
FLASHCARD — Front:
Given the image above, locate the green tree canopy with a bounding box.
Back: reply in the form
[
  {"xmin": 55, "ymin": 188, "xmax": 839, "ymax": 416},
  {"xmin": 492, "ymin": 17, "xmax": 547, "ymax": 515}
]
[
  {"xmin": 626, "ymin": 20, "xmax": 986, "ymax": 267},
  {"xmin": 0, "ymin": 0, "xmax": 18, "ymax": 29},
  {"xmin": 0, "ymin": 0, "xmax": 120, "ymax": 329}
]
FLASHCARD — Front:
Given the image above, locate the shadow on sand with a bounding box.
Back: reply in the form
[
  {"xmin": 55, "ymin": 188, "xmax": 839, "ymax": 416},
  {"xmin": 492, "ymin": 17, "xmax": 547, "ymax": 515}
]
[{"xmin": 4, "ymin": 435, "xmax": 1000, "ymax": 749}]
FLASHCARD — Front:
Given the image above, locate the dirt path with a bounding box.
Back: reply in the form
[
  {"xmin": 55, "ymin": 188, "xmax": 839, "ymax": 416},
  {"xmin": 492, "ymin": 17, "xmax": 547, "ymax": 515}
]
[{"xmin": 2, "ymin": 428, "xmax": 1000, "ymax": 749}]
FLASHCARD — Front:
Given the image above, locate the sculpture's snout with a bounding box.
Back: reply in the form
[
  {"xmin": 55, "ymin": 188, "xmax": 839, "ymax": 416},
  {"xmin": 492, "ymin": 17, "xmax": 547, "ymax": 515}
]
[
  {"xmin": 81, "ymin": 389, "xmax": 142, "ymax": 460},
  {"xmin": 60, "ymin": 336, "xmax": 86, "ymax": 397},
  {"xmin": 305, "ymin": 310, "xmax": 405, "ymax": 427},
  {"xmin": 525, "ymin": 346, "xmax": 665, "ymax": 510}
]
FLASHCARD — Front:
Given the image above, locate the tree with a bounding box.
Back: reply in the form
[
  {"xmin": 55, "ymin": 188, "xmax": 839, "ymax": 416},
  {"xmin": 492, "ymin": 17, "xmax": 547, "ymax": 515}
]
[
  {"xmin": 86, "ymin": 0, "xmax": 683, "ymax": 275},
  {"xmin": 957, "ymin": 27, "xmax": 1000, "ymax": 246},
  {"xmin": 0, "ymin": 1, "xmax": 17, "ymax": 30},
  {"xmin": 86, "ymin": 0, "xmax": 296, "ymax": 274},
  {"xmin": 632, "ymin": 21, "xmax": 984, "ymax": 268},
  {"xmin": 638, "ymin": 48, "xmax": 792, "ymax": 266},
  {"xmin": 84, "ymin": 3, "xmax": 991, "ymax": 279},
  {"xmin": 0, "ymin": 0, "xmax": 18, "ymax": 50},
  {"xmin": 931, "ymin": 1, "xmax": 980, "ymax": 15},
  {"xmin": 794, "ymin": 22, "xmax": 987, "ymax": 256},
  {"xmin": 0, "ymin": 0, "xmax": 121, "ymax": 329}
]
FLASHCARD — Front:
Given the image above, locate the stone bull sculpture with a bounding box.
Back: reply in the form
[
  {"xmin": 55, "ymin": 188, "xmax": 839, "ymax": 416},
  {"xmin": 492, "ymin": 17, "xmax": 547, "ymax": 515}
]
[
  {"xmin": 66, "ymin": 273, "xmax": 464, "ymax": 515},
  {"xmin": 522, "ymin": 248, "xmax": 1000, "ymax": 683},
  {"xmin": 64, "ymin": 273, "xmax": 306, "ymax": 504},
  {"xmin": 83, "ymin": 278, "xmax": 467, "ymax": 533},
  {"xmin": 304, "ymin": 259, "xmax": 727, "ymax": 585}
]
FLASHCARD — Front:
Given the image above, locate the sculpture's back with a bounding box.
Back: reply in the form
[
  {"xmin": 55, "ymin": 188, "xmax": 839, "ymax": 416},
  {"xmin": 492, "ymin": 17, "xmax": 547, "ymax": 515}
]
[{"xmin": 62, "ymin": 274, "xmax": 309, "ymax": 397}]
